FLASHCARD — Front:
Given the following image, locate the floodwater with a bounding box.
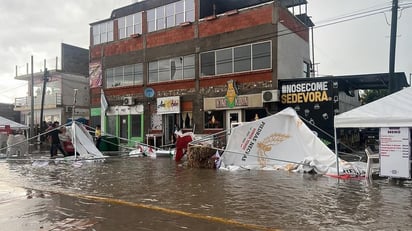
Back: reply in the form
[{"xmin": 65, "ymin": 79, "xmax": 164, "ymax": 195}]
[{"xmin": 0, "ymin": 152, "xmax": 411, "ymax": 231}]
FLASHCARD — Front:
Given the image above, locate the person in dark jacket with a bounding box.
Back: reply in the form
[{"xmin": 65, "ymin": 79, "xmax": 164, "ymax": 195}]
[{"xmin": 47, "ymin": 121, "xmax": 67, "ymax": 158}]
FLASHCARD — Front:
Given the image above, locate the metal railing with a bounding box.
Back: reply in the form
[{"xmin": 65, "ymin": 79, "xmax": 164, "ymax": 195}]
[{"xmin": 14, "ymin": 93, "xmax": 62, "ymax": 109}]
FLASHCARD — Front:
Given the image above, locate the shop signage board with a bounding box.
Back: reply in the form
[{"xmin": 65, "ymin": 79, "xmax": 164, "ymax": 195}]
[{"xmin": 379, "ymin": 127, "xmax": 411, "ymax": 179}]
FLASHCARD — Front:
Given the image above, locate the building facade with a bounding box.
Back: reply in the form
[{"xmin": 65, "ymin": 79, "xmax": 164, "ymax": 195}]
[
  {"xmin": 14, "ymin": 43, "xmax": 90, "ymax": 131},
  {"xmin": 89, "ymin": 0, "xmax": 313, "ymax": 146}
]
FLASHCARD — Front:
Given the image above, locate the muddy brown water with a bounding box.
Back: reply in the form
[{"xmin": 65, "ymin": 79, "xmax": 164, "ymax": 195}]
[{"xmin": 0, "ymin": 153, "xmax": 411, "ymax": 231}]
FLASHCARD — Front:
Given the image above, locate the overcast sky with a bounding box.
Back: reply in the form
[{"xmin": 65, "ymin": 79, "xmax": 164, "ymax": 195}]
[{"xmin": 0, "ymin": 0, "xmax": 411, "ymax": 104}]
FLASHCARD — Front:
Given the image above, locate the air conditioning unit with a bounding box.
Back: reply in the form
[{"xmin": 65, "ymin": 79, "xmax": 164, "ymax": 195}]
[
  {"xmin": 122, "ymin": 96, "xmax": 135, "ymax": 106},
  {"xmin": 65, "ymin": 106, "xmax": 73, "ymax": 113},
  {"xmin": 262, "ymin": 90, "xmax": 279, "ymax": 103}
]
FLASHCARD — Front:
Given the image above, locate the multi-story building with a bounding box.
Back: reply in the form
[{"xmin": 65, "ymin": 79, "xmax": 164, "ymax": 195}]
[
  {"xmin": 89, "ymin": 0, "xmax": 313, "ymax": 146},
  {"xmin": 14, "ymin": 43, "xmax": 90, "ymax": 131}
]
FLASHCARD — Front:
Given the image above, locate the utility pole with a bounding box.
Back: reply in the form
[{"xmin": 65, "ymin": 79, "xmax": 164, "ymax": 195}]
[
  {"xmin": 39, "ymin": 68, "xmax": 49, "ymax": 144},
  {"xmin": 388, "ymin": 0, "xmax": 399, "ymax": 93},
  {"xmin": 30, "ymin": 56, "xmax": 34, "ymax": 142}
]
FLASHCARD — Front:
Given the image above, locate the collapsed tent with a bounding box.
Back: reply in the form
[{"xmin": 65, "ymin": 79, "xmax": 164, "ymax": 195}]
[
  {"xmin": 221, "ymin": 107, "xmax": 362, "ymax": 176},
  {"xmin": 65, "ymin": 122, "xmax": 105, "ymax": 160}
]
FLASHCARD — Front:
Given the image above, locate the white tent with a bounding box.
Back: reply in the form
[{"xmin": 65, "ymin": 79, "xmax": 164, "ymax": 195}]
[
  {"xmin": 0, "ymin": 116, "xmax": 28, "ymax": 129},
  {"xmin": 333, "ymin": 87, "xmax": 412, "ymax": 178},
  {"xmin": 334, "ymin": 87, "xmax": 412, "ymax": 128},
  {"xmin": 221, "ymin": 107, "xmax": 361, "ymax": 176}
]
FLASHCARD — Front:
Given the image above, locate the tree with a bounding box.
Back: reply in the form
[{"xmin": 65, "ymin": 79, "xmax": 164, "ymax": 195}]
[{"xmin": 360, "ymin": 89, "xmax": 388, "ymax": 104}]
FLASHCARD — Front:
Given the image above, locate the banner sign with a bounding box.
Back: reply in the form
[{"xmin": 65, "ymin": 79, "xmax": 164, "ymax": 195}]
[
  {"xmin": 157, "ymin": 96, "xmax": 180, "ymax": 114},
  {"xmin": 279, "ymin": 80, "xmax": 339, "ymax": 146},
  {"xmin": 379, "ymin": 127, "xmax": 411, "ymax": 178}
]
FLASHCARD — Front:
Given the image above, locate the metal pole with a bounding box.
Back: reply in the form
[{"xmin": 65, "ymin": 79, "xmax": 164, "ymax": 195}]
[
  {"xmin": 39, "ymin": 68, "xmax": 48, "ymax": 144},
  {"xmin": 334, "ymin": 127, "xmax": 339, "ymax": 176},
  {"xmin": 30, "ymin": 56, "xmax": 35, "ymax": 141},
  {"xmin": 73, "ymin": 89, "xmax": 78, "ymax": 160},
  {"xmin": 388, "ymin": 0, "xmax": 399, "ymax": 93}
]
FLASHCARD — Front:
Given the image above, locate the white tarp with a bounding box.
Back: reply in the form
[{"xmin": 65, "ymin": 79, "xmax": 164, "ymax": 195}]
[
  {"xmin": 334, "ymin": 87, "xmax": 412, "ymax": 128},
  {"xmin": 221, "ymin": 107, "xmax": 361, "ymax": 175},
  {"xmin": 68, "ymin": 122, "xmax": 104, "ymax": 159},
  {"xmin": 0, "ymin": 116, "xmax": 28, "ymax": 129}
]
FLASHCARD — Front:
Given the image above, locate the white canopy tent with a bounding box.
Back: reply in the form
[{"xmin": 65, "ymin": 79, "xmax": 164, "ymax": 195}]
[
  {"xmin": 0, "ymin": 116, "xmax": 28, "ymax": 130},
  {"xmin": 333, "ymin": 87, "xmax": 412, "ymax": 175},
  {"xmin": 334, "ymin": 86, "xmax": 412, "ymax": 128}
]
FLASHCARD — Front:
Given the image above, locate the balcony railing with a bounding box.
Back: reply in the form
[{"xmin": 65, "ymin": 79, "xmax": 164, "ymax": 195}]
[{"xmin": 14, "ymin": 93, "xmax": 62, "ymax": 110}]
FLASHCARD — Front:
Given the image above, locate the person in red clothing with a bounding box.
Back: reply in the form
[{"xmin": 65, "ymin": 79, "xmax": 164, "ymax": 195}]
[{"xmin": 174, "ymin": 130, "xmax": 194, "ymax": 162}]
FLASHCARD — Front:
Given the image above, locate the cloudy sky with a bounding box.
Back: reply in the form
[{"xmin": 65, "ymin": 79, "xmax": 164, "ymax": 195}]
[{"xmin": 0, "ymin": 0, "xmax": 411, "ymax": 103}]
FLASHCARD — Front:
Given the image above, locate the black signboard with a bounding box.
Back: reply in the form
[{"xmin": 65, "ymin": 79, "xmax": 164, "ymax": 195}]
[{"xmin": 279, "ymin": 79, "xmax": 339, "ymax": 147}]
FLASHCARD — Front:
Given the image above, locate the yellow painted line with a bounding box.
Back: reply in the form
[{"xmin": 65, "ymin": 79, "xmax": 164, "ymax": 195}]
[{"xmin": 58, "ymin": 191, "xmax": 281, "ymax": 231}]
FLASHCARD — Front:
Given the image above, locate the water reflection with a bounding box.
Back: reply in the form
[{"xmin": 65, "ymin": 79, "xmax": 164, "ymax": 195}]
[{"xmin": 0, "ymin": 156, "xmax": 411, "ymax": 230}]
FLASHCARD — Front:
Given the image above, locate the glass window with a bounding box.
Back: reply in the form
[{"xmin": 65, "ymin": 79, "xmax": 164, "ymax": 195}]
[
  {"xmin": 175, "ymin": 1, "xmax": 184, "ymax": 24},
  {"xmin": 216, "ymin": 49, "xmax": 233, "ymax": 75},
  {"xmin": 147, "ymin": 9, "xmax": 156, "ymax": 32},
  {"xmin": 126, "ymin": 15, "xmax": 134, "ymax": 37},
  {"xmin": 303, "ymin": 61, "xmax": 310, "ymax": 77},
  {"xmin": 107, "ymin": 116, "xmax": 117, "ymax": 136},
  {"xmin": 106, "ymin": 69, "xmax": 114, "ymax": 88},
  {"xmin": 147, "ymin": 0, "xmax": 194, "ymax": 32},
  {"xmin": 166, "ymin": 4, "xmax": 175, "ymax": 28},
  {"xmin": 158, "ymin": 59, "xmax": 170, "ymax": 82},
  {"xmin": 200, "ymin": 52, "xmax": 215, "ymax": 76},
  {"xmin": 92, "ymin": 21, "xmax": 113, "ymax": 45},
  {"xmin": 114, "ymin": 67, "xmax": 123, "ymax": 87},
  {"xmin": 134, "ymin": 13, "xmax": 142, "ymax": 34},
  {"xmin": 93, "ymin": 25, "xmax": 100, "ymax": 44},
  {"xmin": 234, "ymin": 45, "xmax": 251, "ymax": 72},
  {"xmin": 183, "ymin": 55, "xmax": 195, "ymax": 79},
  {"xmin": 131, "ymin": 114, "xmax": 142, "ymax": 137},
  {"xmin": 156, "ymin": 6, "xmax": 165, "ymax": 30},
  {"xmin": 107, "ymin": 22, "xmax": 113, "ymax": 42},
  {"xmin": 204, "ymin": 111, "xmax": 224, "ymax": 129},
  {"xmin": 148, "ymin": 61, "xmax": 158, "ymax": 83},
  {"xmin": 185, "ymin": 0, "xmax": 195, "ymax": 22},
  {"xmin": 118, "ymin": 17, "xmax": 126, "ymax": 39},
  {"xmin": 252, "ymin": 42, "xmax": 271, "ymax": 70},
  {"xmin": 134, "ymin": 63, "xmax": 143, "ymax": 85},
  {"xmin": 100, "ymin": 23, "xmax": 108, "ymax": 43},
  {"xmin": 171, "ymin": 57, "xmax": 183, "ymax": 80},
  {"xmin": 124, "ymin": 65, "xmax": 134, "ymax": 86}
]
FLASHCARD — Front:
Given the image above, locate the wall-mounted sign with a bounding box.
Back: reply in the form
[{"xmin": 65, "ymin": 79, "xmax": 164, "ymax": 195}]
[
  {"xmin": 144, "ymin": 87, "xmax": 155, "ymax": 98},
  {"xmin": 157, "ymin": 96, "xmax": 180, "ymax": 114},
  {"xmin": 380, "ymin": 127, "xmax": 411, "ymax": 179},
  {"xmin": 225, "ymin": 80, "xmax": 239, "ymax": 108}
]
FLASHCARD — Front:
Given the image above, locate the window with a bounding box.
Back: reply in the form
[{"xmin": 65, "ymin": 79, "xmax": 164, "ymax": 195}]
[
  {"xmin": 216, "ymin": 48, "xmax": 233, "ymax": 75},
  {"xmin": 252, "ymin": 42, "xmax": 271, "ymax": 70},
  {"xmin": 166, "ymin": 3, "xmax": 175, "ymax": 28},
  {"xmin": 148, "ymin": 55, "xmax": 195, "ymax": 83},
  {"xmin": 147, "ymin": 0, "xmax": 195, "ymax": 33},
  {"xmin": 118, "ymin": 12, "xmax": 142, "ymax": 39},
  {"xmin": 183, "ymin": 55, "xmax": 195, "ymax": 79},
  {"xmin": 107, "ymin": 115, "xmax": 117, "ymax": 136},
  {"xmin": 200, "ymin": 52, "xmax": 215, "ymax": 76},
  {"xmin": 234, "ymin": 45, "xmax": 251, "ymax": 72},
  {"xmin": 106, "ymin": 63, "xmax": 144, "ymax": 88},
  {"xmin": 131, "ymin": 114, "xmax": 142, "ymax": 137},
  {"xmin": 200, "ymin": 41, "xmax": 271, "ymax": 77},
  {"xmin": 303, "ymin": 61, "xmax": 310, "ymax": 77},
  {"xmin": 92, "ymin": 21, "xmax": 114, "ymax": 45},
  {"xmin": 204, "ymin": 111, "xmax": 224, "ymax": 129}
]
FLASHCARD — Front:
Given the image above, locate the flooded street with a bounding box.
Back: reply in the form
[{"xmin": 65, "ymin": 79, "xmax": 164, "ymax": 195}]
[{"xmin": 0, "ymin": 153, "xmax": 411, "ymax": 231}]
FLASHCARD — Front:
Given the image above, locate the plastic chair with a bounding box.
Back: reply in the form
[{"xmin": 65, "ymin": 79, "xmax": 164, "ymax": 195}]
[{"xmin": 365, "ymin": 147, "xmax": 380, "ymax": 179}]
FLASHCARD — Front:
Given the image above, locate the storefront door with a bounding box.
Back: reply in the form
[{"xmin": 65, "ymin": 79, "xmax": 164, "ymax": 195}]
[
  {"xmin": 120, "ymin": 115, "xmax": 128, "ymax": 142},
  {"xmin": 226, "ymin": 110, "xmax": 242, "ymax": 129}
]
